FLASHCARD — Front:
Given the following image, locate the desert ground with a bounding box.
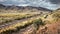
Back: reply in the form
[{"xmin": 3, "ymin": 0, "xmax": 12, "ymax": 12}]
[{"xmin": 0, "ymin": 4, "xmax": 60, "ymax": 34}]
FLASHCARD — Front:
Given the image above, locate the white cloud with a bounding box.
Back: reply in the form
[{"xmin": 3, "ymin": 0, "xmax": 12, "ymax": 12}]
[
  {"xmin": 0, "ymin": 0, "xmax": 60, "ymax": 10},
  {"xmin": 18, "ymin": 4, "xmax": 29, "ymax": 6},
  {"xmin": 0, "ymin": 0, "xmax": 7, "ymax": 2},
  {"xmin": 25, "ymin": 0, "xmax": 57, "ymax": 10},
  {"xmin": 11, "ymin": 0, "xmax": 26, "ymax": 2}
]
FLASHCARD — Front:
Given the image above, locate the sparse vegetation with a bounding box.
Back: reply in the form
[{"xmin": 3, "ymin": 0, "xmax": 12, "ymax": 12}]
[
  {"xmin": 52, "ymin": 10, "xmax": 60, "ymax": 22},
  {"xmin": 0, "ymin": 16, "xmax": 41, "ymax": 34},
  {"xmin": 33, "ymin": 18, "xmax": 45, "ymax": 30},
  {"xmin": 0, "ymin": 5, "xmax": 60, "ymax": 34},
  {"xmin": 0, "ymin": 13, "xmax": 39, "ymax": 25}
]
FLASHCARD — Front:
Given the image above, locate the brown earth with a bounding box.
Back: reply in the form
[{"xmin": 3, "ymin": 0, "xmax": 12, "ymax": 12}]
[
  {"xmin": 12, "ymin": 21, "xmax": 60, "ymax": 34},
  {"xmin": 37, "ymin": 21, "xmax": 60, "ymax": 34}
]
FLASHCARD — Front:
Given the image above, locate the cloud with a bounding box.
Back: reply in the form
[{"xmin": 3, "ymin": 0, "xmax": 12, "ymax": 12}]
[
  {"xmin": 25, "ymin": 0, "xmax": 59, "ymax": 10},
  {"xmin": 18, "ymin": 4, "xmax": 29, "ymax": 6},
  {"xmin": 0, "ymin": 0, "xmax": 60, "ymax": 10},
  {"xmin": 49, "ymin": 0, "xmax": 60, "ymax": 4},
  {"xmin": 0, "ymin": 0, "xmax": 7, "ymax": 2}
]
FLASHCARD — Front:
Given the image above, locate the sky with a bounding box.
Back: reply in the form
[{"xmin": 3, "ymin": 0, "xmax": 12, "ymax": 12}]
[{"xmin": 0, "ymin": 0, "xmax": 60, "ymax": 10}]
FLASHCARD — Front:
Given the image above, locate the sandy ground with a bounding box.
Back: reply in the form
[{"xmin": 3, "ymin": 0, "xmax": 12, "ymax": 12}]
[{"xmin": 37, "ymin": 21, "xmax": 60, "ymax": 34}]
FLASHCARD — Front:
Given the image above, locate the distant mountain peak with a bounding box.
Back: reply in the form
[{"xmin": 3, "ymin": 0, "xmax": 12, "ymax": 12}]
[
  {"xmin": 0, "ymin": 4, "xmax": 5, "ymax": 7},
  {"xmin": 0, "ymin": 4, "xmax": 52, "ymax": 11}
]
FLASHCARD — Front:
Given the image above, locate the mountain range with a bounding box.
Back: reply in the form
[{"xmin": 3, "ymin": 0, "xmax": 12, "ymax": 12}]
[{"xmin": 0, "ymin": 4, "xmax": 52, "ymax": 11}]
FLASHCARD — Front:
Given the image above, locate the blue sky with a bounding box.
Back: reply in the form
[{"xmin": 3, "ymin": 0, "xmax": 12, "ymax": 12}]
[{"xmin": 0, "ymin": 0, "xmax": 60, "ymax": 10}]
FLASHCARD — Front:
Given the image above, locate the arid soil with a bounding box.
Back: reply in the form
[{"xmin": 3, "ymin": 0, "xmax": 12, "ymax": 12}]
[
  {"xmin": 37, "ymin": 21, "xmax": 60, "ymax": 34},
  {"xmin": 12, "ymin": 21, "xmax": 60, "ymax": 34}
]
